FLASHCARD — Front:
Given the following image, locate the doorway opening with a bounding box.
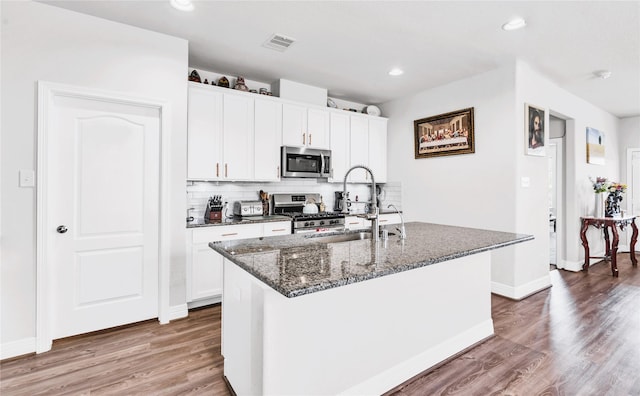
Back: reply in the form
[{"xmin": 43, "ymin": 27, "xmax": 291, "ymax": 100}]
[{"xmin": 548, "ymin": 114, "xmax": 566, "ymax": 271}]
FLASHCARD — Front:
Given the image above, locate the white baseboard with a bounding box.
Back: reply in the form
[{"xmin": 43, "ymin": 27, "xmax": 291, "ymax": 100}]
[
  {"xmin": 491, "ymin": 274, "xmax": 552, "ymax": 300},
  {"xmin": 187, "ymin": 296, "xmax": 221, "ymax": 310},
  {"xmin": 338, "ymin": 320, "xmax": 494, "ymax": 396},
  {"xmin": 167, "ymin": 303, "xmax": 188, "ymax": 322},
  {"xmin": 1, "ymin": 337, "xmax": 36, "ymax": 360}
]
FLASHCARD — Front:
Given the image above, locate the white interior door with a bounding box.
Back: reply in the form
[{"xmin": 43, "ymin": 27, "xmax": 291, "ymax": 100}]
[{"xmin": 47, "ymin": 93, "xmax": 160, "ymax": 339}]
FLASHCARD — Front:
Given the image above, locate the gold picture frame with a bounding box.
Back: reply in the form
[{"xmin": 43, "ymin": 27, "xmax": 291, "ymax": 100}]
[{"xmin": 414, "ymin": 108, "xmax": 475, "ymax": 159}]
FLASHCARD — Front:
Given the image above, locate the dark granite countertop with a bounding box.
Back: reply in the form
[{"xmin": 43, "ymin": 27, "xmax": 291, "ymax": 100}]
[
  {"xmin": 187, "ymin": 215, "xmax": 292, "ymax": 228},
  {"xmin": 209, "ymin": 222, "xmax": 533, "ymax": 298}
]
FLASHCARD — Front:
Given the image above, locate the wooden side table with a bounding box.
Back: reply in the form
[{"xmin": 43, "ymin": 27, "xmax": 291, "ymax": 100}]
[{"xmin": 580, "ymin": 216, "xmax": 638, "ymax": 277}]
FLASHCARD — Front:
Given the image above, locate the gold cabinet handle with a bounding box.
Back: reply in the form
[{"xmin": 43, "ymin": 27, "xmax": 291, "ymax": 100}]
[
  {"xmin": 309, "ymin": 133, "xmax": 312, "ymax": 145},
  {"xmin": 221, "ymin": 232, "xmax": 238, "ymax": 237},
  {"xmin": 216, "ymin": 163, "xmax": 219, "ymax": 177},
  {"xmin": 271, "ymin": 228, "xmax": 286, "ymax": 232},
  {"xmin": 225, "ymin": 163, "xmax": 228, "ymax": 178},
  {"xmin": 277, "ymin": 166, "xmax": 280, "ymax": 178},
  {"xmin": 303, "ymin": 133, "xmax": 306, "ymax": 145}
]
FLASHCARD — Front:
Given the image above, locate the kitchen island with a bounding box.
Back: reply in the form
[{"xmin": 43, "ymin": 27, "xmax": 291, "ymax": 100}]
[{"xmin": 210, "ymin": 222, "xmax": 532, "ymax": 395}]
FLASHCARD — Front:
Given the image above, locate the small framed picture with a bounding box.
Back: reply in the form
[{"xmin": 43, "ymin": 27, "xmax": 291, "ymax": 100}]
[
  {"xmin": 525, "ymin": 103, "xmax": 545, "ymax": 156},
  {"xmin": 586, "ymin": 127, "xmax": 605, "ymax": 165}
]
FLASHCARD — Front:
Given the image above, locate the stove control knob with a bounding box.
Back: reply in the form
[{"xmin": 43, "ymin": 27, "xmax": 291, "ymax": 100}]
[
  {"xmin": 319, "ymin": 220, "xmax": 325, "ymax": 225},
  {"xmin": 304, "ymin": 222, "xmax": 310, "ymax": 227}
]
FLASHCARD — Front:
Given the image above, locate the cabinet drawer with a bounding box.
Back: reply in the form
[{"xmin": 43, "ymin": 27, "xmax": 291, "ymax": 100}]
[
  {"xmin": 192, "ymin": 223, "xmax": 263, "ymax": 244},
  {"xmin": 262, "ymin": 221, "xmax": 292, "ymax": 236},
  {"xmin": 379, "ymin": 213, "xmax": 401, "ymax": 225}
]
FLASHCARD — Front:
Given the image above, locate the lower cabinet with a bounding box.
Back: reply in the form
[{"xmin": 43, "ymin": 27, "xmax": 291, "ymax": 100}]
[
  {"xmin": 187, "ymin": 221, "xmax": 291, "ymax": 307},
  {"xmin": 345, "ymin": 213, "xmax": 402, "ymax": 231}
]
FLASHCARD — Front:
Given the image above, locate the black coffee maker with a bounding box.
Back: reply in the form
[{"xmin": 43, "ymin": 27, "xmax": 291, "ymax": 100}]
[{"xmin": 334, "ymin": 191, "xmax": 349, "ymax": 212}]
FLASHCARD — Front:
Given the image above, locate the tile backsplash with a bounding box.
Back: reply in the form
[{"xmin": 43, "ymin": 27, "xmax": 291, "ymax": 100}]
[{"xmin": 187, "ymin": 180, "xmax": 402, "ymax": 221}]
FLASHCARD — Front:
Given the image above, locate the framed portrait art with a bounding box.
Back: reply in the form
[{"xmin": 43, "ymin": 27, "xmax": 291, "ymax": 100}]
[
  {"xmin": 525, "ymin": 103, "xmax": 545, "ymax": 156},
  {"xmin": 586, "ymin": 127, "xmax": 605, "ymax": 165},
  {"xmin": 414, "ymin": 107, "xmax": 475, "ymax": 159}
]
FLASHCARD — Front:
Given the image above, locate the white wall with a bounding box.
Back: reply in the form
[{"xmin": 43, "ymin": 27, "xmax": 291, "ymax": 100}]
[
  {"xmin": 383, "ymin": 64, "xmax": 537, "ymax": 297},
  {"xmin": 383, "ymin": 60, "xmax": 625, "ymax": 298},
  {"xmin": 515, "ymin": 61, "xmax": 622, "ymax": 269},
  {"xmin": 1, "ymin": 2, "xmax": 188, "ymax": 354}
]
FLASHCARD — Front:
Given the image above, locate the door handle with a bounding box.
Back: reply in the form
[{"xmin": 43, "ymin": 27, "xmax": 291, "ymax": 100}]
[
  {"xmin": 57, "ymin": 225, "xmax": 68, "ymax": 234},
  {"xmin": 302, "ymin": 133, "xmax": 306, "ymax": 145}
]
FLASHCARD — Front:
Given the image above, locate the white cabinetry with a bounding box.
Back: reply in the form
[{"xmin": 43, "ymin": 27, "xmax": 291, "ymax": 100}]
[
  {"xmin": 254, "ymin": 98, "xmax": 282, "ymax": 181},
  {"xmin": 345, "ymin": 213, "xmax": 401, "ymax": 231},
  {"xmin": 349, "ymin": 116, "xmax": 370, "ymax": 182},
  {"xmin": 329, "ymin": 112, "xmax": 388, "ymax": 184},
  {"xmin": 329, "ymin": 112, "xmax": 350, "ymax": 182},
  {"xmin": 187, "ymin": 83, "xmax": 282, "ymax": 181},
  {"xmin": 187, "ymin": 221, "xmax": 291, "ymax": 307},
  {"xmin": 223, "ymin": 94, "xmax": 254, "ymax": 180},
  {"xmin": 187, "ymin": 84, "xmax": 223, "ymax": 180},
  {"xmin": 368, "ymin": 117, "xmax": 388, "ymax": 183},
  {"xmin": 282, "ymin": 103, "xmax": 330, "ymax": 149}
]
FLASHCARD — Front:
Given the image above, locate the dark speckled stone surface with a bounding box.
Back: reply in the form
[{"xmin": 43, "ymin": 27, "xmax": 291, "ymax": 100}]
[
  {"xmin": 209, "ymin": 222, "xmax": 533, "ymax": 298},
  {"xmin": 186, "ymin": 215, "xmax": 291, "ymax": 228}
]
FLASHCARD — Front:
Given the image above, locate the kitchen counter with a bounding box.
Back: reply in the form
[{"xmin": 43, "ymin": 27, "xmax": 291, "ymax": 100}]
[
  {"xmin": 213, "ymin": 221, "xmax": 534, "ymax": 395},
  {"xmin": 210, "ymin": 221, "xmax": 532, "ymax": 298},
  {"xmin": 186, "ymin": 214, "xmax": 291, "ymax": 228}
]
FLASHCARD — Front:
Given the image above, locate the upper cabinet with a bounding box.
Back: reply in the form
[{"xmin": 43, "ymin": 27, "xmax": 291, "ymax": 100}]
[
  {"xmin": 187, "ymin": 83, "xmax": 281, "ymax": 181},
  {"xmin": 187, "ymin": 84, "xmax": 223, "ymax": 180},
  {"xmin": 187, "ymin": 82, "xmax": 386, "ymax": 183},
  {"xmin": 254, "ymin": 97, "xmax": 282, "ymax": 181},
  {"xmin": 282, "ymin": 103, "xmax": 330, "ymax": 150},
  {"xmin": 329, "ymin": 112, "xmax": 350, "ymax": 182},
  {"xmin": 223, "ymin": 94, "xmax": 254, "ymax": 181},
  {"xmin": 368, "ymin": 117, "xmax": 388, "ymax": 184},
  {"xmin": 330, "ymin": 113, "xmax": 388, "ymax": 184}
]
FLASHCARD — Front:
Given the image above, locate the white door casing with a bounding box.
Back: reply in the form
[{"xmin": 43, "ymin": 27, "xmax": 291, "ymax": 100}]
[{"xmin": 37, "ymin": 81, "xmax": 171, "ymax": 353}]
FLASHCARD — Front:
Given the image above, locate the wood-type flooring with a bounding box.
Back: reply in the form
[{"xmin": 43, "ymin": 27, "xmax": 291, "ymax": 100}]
[{"xmin": 2, "ymin": 256, "xmax": 639, "ymax": 395}]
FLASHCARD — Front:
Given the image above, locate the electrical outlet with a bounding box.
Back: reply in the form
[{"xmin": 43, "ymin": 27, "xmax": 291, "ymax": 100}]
[
  {"xmin": 19, "ymin": 169, "xmax": 35, "ymax": 187},
  {"xmin": 521, "ymin": 176, "xmax": 530, "ymax": 188}
]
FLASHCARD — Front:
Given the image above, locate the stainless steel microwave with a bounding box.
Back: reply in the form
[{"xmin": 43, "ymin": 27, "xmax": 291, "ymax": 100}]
[{"xmin": 281, "ymin": 146, "xmax": 331, "ymax": 178}]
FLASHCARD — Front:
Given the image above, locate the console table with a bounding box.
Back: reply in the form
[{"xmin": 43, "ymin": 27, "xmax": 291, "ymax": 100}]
[{"xmin": 580, "ymin": 216, "xmax": 638, "ymax": 277}]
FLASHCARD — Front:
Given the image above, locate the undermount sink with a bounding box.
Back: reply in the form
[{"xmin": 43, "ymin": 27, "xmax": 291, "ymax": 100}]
[{"xmin": 306, "ymin": 232, "xmax": 373, "ymax": 243}]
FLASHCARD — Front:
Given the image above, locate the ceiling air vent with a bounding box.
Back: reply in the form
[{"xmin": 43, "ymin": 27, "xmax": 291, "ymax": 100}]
[{"xmin": 263, "ymin": 33, "xmax": 296, "ymax": 52}]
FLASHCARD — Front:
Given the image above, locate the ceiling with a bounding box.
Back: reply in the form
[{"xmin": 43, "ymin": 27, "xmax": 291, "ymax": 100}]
[{"xmin": 43, "ymin": 1, "xmax": 640, "ymax": 118}]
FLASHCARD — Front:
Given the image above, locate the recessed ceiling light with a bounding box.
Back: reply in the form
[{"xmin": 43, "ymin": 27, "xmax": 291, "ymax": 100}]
[
  {"xmin": 389, "ymin": 68, "xmax": 404, "ymax": 76},
  {"xmin": 502, "ymin": 18, "xmax": 527, "ymax": 31},
  {"xmin": 594, "ymin": 70, "xmax": 612, "ymax": 79},
  {"xmin": 170, "ymin": 0, "xmax": 194, "ymax": 12}
]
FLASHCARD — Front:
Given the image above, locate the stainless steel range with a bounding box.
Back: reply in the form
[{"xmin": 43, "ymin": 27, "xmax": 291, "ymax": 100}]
[{"xmin": 272, "ymin": 193, "xmax": 345, "ymax": 234}]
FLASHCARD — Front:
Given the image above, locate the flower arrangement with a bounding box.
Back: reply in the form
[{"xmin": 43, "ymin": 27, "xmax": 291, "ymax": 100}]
[
  {"xmin": 607, "ymin": 182, "xmax": 627, "ymax": 194},
  {"xmin": 590, "ymin": 177, "xmax": 609, "ymax": 193}
]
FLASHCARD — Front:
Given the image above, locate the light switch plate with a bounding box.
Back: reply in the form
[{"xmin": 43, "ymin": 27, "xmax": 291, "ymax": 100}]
[
  {"xmin": 19, "ymin": 169, "xmax": 35, "ymax": 187},
  {"xmin": 521, "ymin": 176, "xmax": 530, "ymax": 188}
]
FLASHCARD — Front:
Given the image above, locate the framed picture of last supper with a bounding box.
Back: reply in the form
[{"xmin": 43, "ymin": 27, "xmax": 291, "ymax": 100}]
[{"xmin": 414, "ymin": 107, "xmax": 475, "ymax": 159}]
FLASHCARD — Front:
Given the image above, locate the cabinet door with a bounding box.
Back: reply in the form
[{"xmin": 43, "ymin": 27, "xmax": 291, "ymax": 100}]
[
  {"xmin": 349, "ymin": 116, "xmax": 369, "ymax": 183},
  {"xmin": 191, "ymin": 243, "xmax": 224, "ymax": 301},
  {"xmin": 254, "ymin": 98, "xmax": 282, "ymax": 181},
  {"xmin": 187, "ymin": 85, "xmax": 223, "ymax": 180},
  {"xmin": 282, "ymin": 103, "xmax": 307, "ymax": 147},
  {"xmin": 223, "ymin": 94, "xmax": 254, "ymax": 180},
  {"xmin": 368, "ymin": 118, "xmax": 388, "ymax": 184},
  {"xmin": 307, "ymin": 108, "xmax": 330, "ymax": 149},
  {"xmin": 329, "ymin": 112, "xmax": 350, "ymax": 182}
]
